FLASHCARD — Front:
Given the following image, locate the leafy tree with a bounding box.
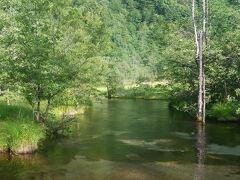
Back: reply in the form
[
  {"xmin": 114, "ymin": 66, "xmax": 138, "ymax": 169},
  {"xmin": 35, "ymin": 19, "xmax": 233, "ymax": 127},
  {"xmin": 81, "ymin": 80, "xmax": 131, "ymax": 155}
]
[{"xmin": 1, "ymin": 0, "xmax": 111, "ymax": 121}]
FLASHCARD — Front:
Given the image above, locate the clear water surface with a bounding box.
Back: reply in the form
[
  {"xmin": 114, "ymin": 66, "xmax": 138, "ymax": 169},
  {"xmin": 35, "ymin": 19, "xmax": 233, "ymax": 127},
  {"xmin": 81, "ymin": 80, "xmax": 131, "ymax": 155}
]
[{"xmin": 0, "ymin": 99, "xmax": 240, "ymax": 180}]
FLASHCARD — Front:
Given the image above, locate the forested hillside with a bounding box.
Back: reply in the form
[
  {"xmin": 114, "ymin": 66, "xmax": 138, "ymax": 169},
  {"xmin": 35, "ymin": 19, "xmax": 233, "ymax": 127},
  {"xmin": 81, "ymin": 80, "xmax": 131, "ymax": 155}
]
[{"xmin": 106, "ymin": 0, "xmax": 240, "ymax": 120}]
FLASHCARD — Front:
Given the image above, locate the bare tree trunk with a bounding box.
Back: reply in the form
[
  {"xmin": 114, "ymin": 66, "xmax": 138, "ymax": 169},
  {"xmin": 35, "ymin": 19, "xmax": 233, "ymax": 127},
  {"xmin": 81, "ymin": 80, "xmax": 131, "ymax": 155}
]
[
  {"xmin": 202, "ymin": 71, "xmax": 206, "ymax": 124},
  {"xmin": 197, "ymin": 31, "xmax": 204, "ymax": 122},
  {"xmin": 35, "ymin": 84, "xmax": 41, "ymax": 122},
  {"xmin": 36, "ymin": 100, "xmax": 41, "ymax": 122},
  {"xmin": 202, "ymin": 0, "xmax": 207, "ymax": 124},
  {"xmin": 203, "ymin": 0, "xmax": 207, "ymax": 43},
  {"xmin": 44, "ymin": 98, "xmax": 51, "ymax": 122},
  {"xmin": 106, "ymin": 86, "xmax": 112, "ymax": 99},
  {"xmin": 192, "ymin": 0, "xmax": 208, "ymax": 124},
  {"xmin": 224, "ymin": 81, "xmax": 228, "ymax": 100},
  {"xmin": 203, "ymin": 0, "xmax": 209, "ymax": 45},
  {"xmin": 192, "ymin": 0, "xmax": 199, "ymax": 59}
]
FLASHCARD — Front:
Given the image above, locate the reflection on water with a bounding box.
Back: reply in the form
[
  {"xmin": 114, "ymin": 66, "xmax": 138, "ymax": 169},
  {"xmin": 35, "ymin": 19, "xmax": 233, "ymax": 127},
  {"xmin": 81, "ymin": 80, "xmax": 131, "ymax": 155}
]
[
  {"xmin": 0, "ymin": 99, "xmax": 240, "ymax": 180},
  {"xmin": 208, "ymin": 144, "xmax": 240, "ymax": 156},
  {"xmin": 119, "ymin": 139, "xmax": 187, "ymax": 152},
  {"xmin": 194, "ymin": 124, "xmax": 206, "ymax": 180}
]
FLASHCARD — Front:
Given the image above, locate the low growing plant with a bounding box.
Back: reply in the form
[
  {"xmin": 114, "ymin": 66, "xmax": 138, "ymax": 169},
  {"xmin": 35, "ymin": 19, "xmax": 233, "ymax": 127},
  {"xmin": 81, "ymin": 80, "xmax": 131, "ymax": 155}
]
[
  {"xmin": 0, "ymin": 120, "xmax": 45, "ymax": 154},
  {"xmin": 211, "ymin": 100, "xmax": 239, "ymax": 121}
]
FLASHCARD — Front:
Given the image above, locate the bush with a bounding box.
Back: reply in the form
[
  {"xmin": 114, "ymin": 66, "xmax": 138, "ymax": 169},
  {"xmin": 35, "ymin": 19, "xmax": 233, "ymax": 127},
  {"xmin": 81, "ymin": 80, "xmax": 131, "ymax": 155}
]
[{"xmin": 45, "ymin": 117, "xmax": 76, "ymax": 137}]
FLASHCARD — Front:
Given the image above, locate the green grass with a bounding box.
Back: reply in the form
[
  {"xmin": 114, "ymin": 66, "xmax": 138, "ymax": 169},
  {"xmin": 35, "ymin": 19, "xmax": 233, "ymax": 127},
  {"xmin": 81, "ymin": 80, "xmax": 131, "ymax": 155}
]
[
  {"xmin": 0, "ymin": 103, "xmax": 45, "ymax": 154},
  {"xmin": 0, "ymin": 102, "xmax": 33, "ymax": 121},
  {"xmin": 211, "ymin": 102, "xmax": 240, "ymax": 121},
  {"xmin": 51, "ymin": 105, "xmax": 85, "ymax": 119},
  {"xmin": 0, "ymin": 120, "xmax": 45, "ymax": 154},
  {"xmin": 113, "ymin": 84, "xmax": 170, "ymax": 100}
]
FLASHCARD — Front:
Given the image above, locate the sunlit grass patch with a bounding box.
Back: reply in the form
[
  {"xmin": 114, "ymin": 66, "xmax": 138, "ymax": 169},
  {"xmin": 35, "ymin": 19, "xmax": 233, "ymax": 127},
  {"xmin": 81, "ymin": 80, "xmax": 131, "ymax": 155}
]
[
  {"xmin": 0, "ymin": 120, "xmax": 45, "ymax": 154},
  {"xmin": 0, "ymin": 103, "xmax": 45, "ymax": 154},
  {"xmin": 114, "ymin": 84, "xmax": 170, "ymax": 100},
  {"xmin": 51, "ymin": 106, "xmax": 85, "ymax": 119}
]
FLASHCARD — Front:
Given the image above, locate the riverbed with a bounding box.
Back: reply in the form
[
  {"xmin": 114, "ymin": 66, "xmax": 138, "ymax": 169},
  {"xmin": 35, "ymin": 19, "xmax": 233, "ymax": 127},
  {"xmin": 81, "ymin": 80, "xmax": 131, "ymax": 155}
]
[{"xmin": 0, "ymin": 99, "xmax": 240, "ymax": 179}]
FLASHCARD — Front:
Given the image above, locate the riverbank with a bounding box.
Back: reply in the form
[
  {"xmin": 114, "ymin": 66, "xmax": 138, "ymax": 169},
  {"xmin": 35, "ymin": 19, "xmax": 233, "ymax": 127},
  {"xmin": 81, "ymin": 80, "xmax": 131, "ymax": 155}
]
[
  {"xmin": 1, "ymin": 85, "xmax": 239, "ymax": 155},
  {"xmin": 168, "ymin": 99, "xmax": 240, "ymax": 122},
  {"xmin": 0, "ymin": 102, "xmax": 85, "ymax": 154},
  {"xmin": 108, "ymin": 85, "xmax": 240, "ymax": 122},
  {"xmin": 1, "ymin": 99, "xmax": 240, "ymax": 180},
  {"xmin": 0, "ymin": 103, "xmax": 45, "ymax": 154},
  {"xmin": 104, "ymin": 84, "xmax": 171, "ymax": 100}
]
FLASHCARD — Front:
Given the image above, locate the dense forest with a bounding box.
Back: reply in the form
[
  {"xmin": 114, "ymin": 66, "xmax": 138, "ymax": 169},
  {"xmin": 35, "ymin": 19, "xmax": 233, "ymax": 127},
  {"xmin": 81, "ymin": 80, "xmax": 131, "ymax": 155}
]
[{"xmin": 0, "ymin": 0, "xmax": 239, "ymax": 154}]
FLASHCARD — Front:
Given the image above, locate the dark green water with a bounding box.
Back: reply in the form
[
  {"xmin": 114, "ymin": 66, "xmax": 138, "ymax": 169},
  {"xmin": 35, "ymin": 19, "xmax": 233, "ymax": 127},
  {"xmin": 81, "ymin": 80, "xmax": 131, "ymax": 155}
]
[{"xmin": 0, "ymin": 99, "xmax": 240, "ymax": 180}]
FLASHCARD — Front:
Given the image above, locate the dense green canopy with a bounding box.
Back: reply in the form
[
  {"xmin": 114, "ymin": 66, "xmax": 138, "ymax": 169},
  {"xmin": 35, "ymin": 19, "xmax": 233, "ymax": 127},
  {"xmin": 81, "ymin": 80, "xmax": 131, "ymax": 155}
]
[{"xmin": 0, "ymin": 0, "xmax": 239, "ymax": 120}]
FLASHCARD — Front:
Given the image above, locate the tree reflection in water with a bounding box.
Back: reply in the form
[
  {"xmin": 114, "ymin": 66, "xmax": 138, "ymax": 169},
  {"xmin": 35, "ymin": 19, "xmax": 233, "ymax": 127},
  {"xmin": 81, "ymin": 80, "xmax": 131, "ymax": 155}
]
[{"xmin": 194, "ymin": 123, "xmax": 206, "ymax": 180}]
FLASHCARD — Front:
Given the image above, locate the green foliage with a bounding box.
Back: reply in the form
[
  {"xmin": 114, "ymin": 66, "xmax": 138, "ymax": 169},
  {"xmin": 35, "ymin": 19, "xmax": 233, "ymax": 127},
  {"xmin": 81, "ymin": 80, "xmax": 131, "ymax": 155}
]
[
  {"xmin": 0, "ymin": 0, "xmax": 111, "ymax": 120},
  {"xmin": 114, "ymin": 84, "xmax": 170, "ymax": 100},
  {"xmin": 210, "ymin": 90, "xmax": 240, "ymax": 121},
  {"xmin": 149, "ymin": 0, "xmax": 240, "ymax": 121},
  {"xmin": 44, "ymin": 117, "xmax": 76, "ymax": 137},
  {"xmin": 168, "ymin": 83, "xmax": 197, "ymax": 115},
  {"xmin": 0, "ymin": 0, "xmax": 239, "ymax": 129}
]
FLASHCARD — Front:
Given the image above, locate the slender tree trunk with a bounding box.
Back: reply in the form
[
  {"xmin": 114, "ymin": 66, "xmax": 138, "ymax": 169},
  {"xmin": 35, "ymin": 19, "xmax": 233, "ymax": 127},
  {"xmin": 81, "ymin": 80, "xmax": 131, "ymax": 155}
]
[
  {"xmin": 192, "ymin": 0, "xmax": 208, "ymax": 124},
  {"xmin": 202, "ymin": 70, "xmax": 206, "ymax": 123},
  {"xmin": 44, "ymin": 98, "xmax": 51, "ymax": 122},
  {"xmin": 202, "ymin": 0, "xmax": 207, "ymax": 124},
  {"xmin": 224, "ymin": 81, "xmax": 228, "ymax": 100},
  {"xmin": 192, "ymin": 0, "xmax": 199, "ymax": 59},
  {"xmin": 197, "ymin": 31, "xmax": 204, "ymax": 122},
  {"xmin": 35, "ymin": 85, "xmax": 41, "ymax": 122},
  {"xmin": 205, "ymin": 0, "xmax": 209, "ymax": 45},
  {"xmin": 107, "ymin": 86, "xmax": 112, "ymax": 99},
  {"xmin": 203, "ymin": 0, "xmax": 207, "ymax": 43},
  {"xmin": 36, "ymin": 100, "xmax": 41, "ymax": 122}
]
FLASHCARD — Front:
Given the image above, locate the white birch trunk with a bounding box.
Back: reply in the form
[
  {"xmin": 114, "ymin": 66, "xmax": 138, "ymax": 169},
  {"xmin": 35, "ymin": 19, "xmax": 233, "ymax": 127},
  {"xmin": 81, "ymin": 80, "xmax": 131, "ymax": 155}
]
[
  {"xmin": 192, "ymin": 0, "xmax": 208, "ymax": 124},
  {"xmin": 198, "ymin": 31, "xmax": 204, "ymax": 122},
  {"xmin": 192, "ymin": 0, "xmax": 199, "ymax": 59}
]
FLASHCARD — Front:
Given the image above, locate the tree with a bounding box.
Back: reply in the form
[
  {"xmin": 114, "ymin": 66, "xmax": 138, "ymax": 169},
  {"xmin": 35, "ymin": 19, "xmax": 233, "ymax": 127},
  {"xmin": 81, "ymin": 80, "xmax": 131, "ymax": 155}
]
[
  {"xmin": 192, "ymin": 0, "xmax": 208, "ymax": 124},
  {"xmin": 2, "ymin": 0, "xmax": 111, "ymax": 122}
]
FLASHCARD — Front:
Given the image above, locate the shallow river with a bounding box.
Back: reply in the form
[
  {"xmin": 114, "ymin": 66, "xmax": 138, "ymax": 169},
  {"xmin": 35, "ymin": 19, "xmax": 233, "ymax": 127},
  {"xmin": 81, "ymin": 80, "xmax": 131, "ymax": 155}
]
[{"xmin": 0, "ymin": 99, "xmax": 240, "ymax": 180}]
